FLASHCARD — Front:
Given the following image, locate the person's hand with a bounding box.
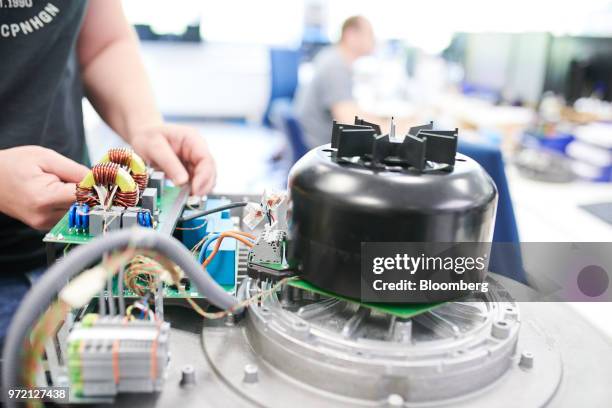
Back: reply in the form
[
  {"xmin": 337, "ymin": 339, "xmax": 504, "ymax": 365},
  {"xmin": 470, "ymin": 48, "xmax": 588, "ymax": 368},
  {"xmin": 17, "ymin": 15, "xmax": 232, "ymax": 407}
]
[
  {"xmin": 0, "ymin": 146, "xmax": 89, "ymax": 230},
  {"xmin": 128, "ymin": 123, "xmax": 216, "ymax": 195}
]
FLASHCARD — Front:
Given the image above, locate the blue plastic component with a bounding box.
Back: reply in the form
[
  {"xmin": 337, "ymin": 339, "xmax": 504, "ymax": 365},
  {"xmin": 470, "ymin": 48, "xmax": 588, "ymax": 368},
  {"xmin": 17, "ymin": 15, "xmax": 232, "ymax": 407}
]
[
  {"xmin": 136, "ymin": 211, "xmax": 153, "ymax": 228},
  {"xmin": 180, "ymin": 198, "xmax": 232, "ymax": 250},
  {"xmin": 71, "ymin": 203, "xmax": 90, "ymax": 232},
  {"xmin": 68, "ymin": 204, "xmax": 77, "ymax": 229},
  {"xmin": 81, "ymin": 204, "xmax": 90, "ymax": 229},
  {"xmin": 179, "ymin": 198, "xmax": 238, "ymax": 286},
  {"xmin": 75, "ymin": 207, "xmax": 83, "ymax": 230},
  {"xmin": 202, "ymin": 218, "xmax": 237, "ymax": 286}
]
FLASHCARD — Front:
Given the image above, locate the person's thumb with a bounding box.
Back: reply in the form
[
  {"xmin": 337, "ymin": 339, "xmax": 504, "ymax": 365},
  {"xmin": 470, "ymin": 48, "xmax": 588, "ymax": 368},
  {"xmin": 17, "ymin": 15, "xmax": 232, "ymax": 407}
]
[{"xmin": 39, "ymin": 149, "xmax": 89, "ymax": 183}]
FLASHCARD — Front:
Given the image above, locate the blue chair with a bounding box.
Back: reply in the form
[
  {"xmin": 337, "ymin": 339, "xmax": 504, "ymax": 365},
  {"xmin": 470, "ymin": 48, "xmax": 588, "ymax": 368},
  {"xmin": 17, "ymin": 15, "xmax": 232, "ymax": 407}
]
[
  {"xmin": 263, "ymin": 48, "xmax": 301, "ymax": 127},
  {"xmin": 458, "ymin": 141, "xmax": 525, "ymax": 283},
  {"xmin": 269, "ymin": 99, "xmax": 309, "ymax": 165}
]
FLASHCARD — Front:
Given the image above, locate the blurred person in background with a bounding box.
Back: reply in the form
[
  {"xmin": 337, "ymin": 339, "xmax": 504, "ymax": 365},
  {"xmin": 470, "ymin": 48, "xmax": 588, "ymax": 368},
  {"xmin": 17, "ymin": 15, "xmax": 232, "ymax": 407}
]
[{"xmin": 296, "ymin": 15, "xmax": 408, "ymax": 149}]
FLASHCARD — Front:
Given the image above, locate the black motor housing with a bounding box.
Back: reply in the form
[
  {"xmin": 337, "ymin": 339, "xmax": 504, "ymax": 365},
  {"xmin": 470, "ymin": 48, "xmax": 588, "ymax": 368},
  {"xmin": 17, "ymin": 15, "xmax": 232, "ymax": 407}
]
[{"xmin": 287, "ymin": 144, "xmax": 498, "ymax": 300}]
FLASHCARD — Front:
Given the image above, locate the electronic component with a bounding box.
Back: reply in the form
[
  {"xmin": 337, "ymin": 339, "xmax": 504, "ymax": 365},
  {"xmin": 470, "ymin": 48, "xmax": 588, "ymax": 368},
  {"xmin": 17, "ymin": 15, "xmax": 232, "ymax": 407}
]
[
  {"xmin": 140, "ymin": 187, "xmax": 158, "ymax": 214},
  {"xmin": 67, "ymin": 314, "xmax": 170, "ymax": 397},
  {"xmin": 249, "ymin": 229, "xmax": 287, "ymax": 264},
  {"xmin": 101, "ymin": 148, "xmax": 149, "ymax": 193},
  {"xmin": 44, "ymin": 148, "xmax": 188, "ymax": 248},
  {"xmin": 288, "ymin": 118, "xmax": 497, "ymax": 300},
  {"xmin": 76, "ymin": 162, "xmax": 139, "ymax": 208},
  {"xmin": 192, "ymin": 201, "xmax": 239, "ymax": 287},
  {"xmin": 200, "ymin": 219, "xmax": 237, "ymax": 286},
  {"xmin": 149, "ymin": 171, "xmax": 165, "ymax": 198},
  {"xmin": 245, "ymin": 191, "xmax": 293, "ymax": 281},
  {"xmin": 88, "ymin": 205, "xmax": 122, "ymax": 236},
  {"xmin": 179, "ymin": 197, "xmax": 232, "ymax": 251},
  {"xmin": 137, "ymin": 210, "xmax": 153, "ymax": 228},
  {"xmin": 68, "ymin": 203, "xmax": 90, "ymax": 233},
  {"xmin": 120, "ymin": 207, "xmax": 140, "ymax": 229}
]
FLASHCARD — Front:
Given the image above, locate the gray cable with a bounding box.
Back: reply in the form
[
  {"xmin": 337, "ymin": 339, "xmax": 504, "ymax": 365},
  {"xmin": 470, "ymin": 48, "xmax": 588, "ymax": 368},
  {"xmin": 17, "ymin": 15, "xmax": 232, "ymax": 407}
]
[
  {"xmin": 98, "ymin": 289, "xmax": 106, "ymax": 315},
  {"xmin": 117, "ymin": 265, "xmax": 126, "ymax": 315},
  {"xmin": 180, "ymin": 201, "xmax": 248, "ymax": 222},
  {"xmin": 106, "ymin": 277, "xmax": 115, "ymax": 316},
  {"xmin": 2, "ymin": 228, "xmax": 241, "ymax": 407}
]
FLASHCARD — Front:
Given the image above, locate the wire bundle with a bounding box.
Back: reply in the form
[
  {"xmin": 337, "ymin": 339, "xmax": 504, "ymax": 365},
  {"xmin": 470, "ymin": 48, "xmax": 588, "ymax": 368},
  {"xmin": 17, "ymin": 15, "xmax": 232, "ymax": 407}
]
[
  {"xmin": 197, "ymin": 230, "xmax": 256, "ymax": 265},
  {"xmin": 124, "ymin": 254, "xmax": 166, "ymax": 296},
  {"xmin": 22, "ymin": 248, "xmax": 136, "ymax": 398}
]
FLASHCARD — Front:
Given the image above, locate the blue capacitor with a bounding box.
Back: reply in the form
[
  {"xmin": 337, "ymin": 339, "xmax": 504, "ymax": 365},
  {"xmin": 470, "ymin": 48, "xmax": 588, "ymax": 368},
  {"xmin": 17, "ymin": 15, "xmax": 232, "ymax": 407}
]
[
  {"xmin": 145, "ymin": 212, "xmax": 152, "ymax": 227},
  {"xmin": 81, "ymin": 204, "xmax": 90, "ymax": 229},
  {"xmin": 75, "ymin": 207, "xmax": 83, "ymax": 230},
  {"xmin": 137, "ymin": 211, "xmax": 144, "ymax": 227},
  {"xmin": 68, "ymin": 204, "xmax": 77, "ymax": 229}
]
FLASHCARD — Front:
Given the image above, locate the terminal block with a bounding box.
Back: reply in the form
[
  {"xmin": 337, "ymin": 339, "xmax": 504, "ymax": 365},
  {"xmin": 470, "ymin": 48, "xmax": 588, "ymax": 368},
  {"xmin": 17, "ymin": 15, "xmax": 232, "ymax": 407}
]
[
  {"xmin": 67, "ymin": 314, "xmax": 170, "ymax": 398},
  {"xmin": 249, "ymin": 230, "xmax": 287, "ymax": 264}
]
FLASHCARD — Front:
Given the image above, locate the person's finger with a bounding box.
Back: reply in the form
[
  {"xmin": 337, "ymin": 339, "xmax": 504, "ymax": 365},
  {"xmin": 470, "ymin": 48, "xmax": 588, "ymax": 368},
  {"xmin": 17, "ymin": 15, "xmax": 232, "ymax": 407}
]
[
  {"xmin": 147, "ymin": 135, "xmax": 189, "ymax": 186},
  {"xmin": 173, "ymin": 128, "xmax": 209, "ymax": 164},
  {"xmin": 45, "ymin": 181, "xmax": 79, "ymax": 209},
  {"xmin": 31, "ymin": 209, "xmax": 71, "ymax": 231},
  {"xmin": 202, "ymin": 171, "xmax": 216, "ymax": 194},
  {"xmin": 190, "ymin": 158, "xmax": 215, "ymax": 195},
  {"xmin": 39, "ymin": 148, "xmax": 89, "ymax": 183}
]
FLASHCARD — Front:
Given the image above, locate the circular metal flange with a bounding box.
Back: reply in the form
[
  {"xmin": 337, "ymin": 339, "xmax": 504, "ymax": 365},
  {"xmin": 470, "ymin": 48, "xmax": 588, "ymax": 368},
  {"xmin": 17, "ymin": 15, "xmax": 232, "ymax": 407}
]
[{"xmin": 202, "ymin": 275, "xmax": 562, "ymax": 407}]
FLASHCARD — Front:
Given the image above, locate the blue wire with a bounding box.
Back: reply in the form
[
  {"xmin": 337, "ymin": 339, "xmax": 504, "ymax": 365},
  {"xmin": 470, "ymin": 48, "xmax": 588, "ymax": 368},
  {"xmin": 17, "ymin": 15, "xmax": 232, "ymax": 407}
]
[
  {"xmin": 197, "ymin": 233, "xmax": 255, "ymax": 265},
  {"xmin": 198, "ymin": 233, "xmax": 220, "ymax": 264}
]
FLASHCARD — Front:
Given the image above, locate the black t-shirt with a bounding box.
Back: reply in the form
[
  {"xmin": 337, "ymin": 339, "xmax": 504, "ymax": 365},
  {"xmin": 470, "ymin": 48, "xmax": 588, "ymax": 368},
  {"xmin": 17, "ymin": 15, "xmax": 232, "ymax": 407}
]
[{"xmin": 0, "ymin": 1, "xmax": 88, "ymax": 273}]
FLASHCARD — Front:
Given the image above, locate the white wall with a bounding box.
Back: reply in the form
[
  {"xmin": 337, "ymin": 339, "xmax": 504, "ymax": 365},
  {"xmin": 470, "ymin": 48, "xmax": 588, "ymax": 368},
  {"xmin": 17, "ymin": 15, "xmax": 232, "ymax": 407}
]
[{"xmin": 139, "ymin": 43, "xmax": 270, "ymax": 120}]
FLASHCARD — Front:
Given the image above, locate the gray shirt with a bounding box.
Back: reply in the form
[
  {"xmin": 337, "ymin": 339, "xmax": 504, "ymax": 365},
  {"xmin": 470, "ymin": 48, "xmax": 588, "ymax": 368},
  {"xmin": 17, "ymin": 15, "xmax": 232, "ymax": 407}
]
[
  {"xmin": 0, "ymin": 1, "xmax": 88, "ymax": 273},
  {"xmin": 295, "ymin": 46, "xmax": 353, "ymax": 149}
]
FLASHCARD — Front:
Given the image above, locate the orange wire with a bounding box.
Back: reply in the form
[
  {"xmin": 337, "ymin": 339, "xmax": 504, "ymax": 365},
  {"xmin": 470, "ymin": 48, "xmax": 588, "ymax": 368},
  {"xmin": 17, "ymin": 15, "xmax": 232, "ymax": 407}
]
[
  {"xmin": 233, "ymin": 230, "xmax": 256, "ymax": 240},
  {"xmin": 203, "ymin": 231, "xmax": 254, "ymax": 268}
]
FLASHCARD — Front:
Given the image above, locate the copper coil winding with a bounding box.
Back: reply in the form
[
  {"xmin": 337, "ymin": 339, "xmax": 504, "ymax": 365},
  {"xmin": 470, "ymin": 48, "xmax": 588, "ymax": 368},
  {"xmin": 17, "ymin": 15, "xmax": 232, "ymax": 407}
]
[
  {"xmin": 108, "ymin": 147, "xmax": 132, "ymax": 167},
  {"xmin": 75, "ymin": 185, "xmax": 99, "ymax": 206},
  {"xmin": 108, "ymin": 148, "xmax": 148, "ymax": 194},
  {"xmin": 92, "ymin": 162, "xmax": 120, "ymax": 186},
  {"xmin": 75, "ymin": 163, "xmax": 139, "ymax": 208},
  {"xmin": 132, "ymin": 172, "xmax": 149, "ymax": 194},
  {"xmin": 114, "ymin": 190, "xmax": 139, "ymax": 207}
]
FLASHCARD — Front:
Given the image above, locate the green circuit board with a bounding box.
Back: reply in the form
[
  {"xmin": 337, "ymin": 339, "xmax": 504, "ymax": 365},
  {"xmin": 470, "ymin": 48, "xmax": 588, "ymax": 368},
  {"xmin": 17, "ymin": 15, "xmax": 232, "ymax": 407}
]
[
  {"xmin": 43, "ymin": 185, "xmax": 240, "ymax": 297},
  {"xmin": 44, "ymin": 185, "xmax": 184, "ymax": 245},
  {"xmin": 106, "ymin": 278, "xmax": 236, "ymax": 298},
  {"xmin": 288, "ymin": 279, "xmax": 441, "ymax": 319}
]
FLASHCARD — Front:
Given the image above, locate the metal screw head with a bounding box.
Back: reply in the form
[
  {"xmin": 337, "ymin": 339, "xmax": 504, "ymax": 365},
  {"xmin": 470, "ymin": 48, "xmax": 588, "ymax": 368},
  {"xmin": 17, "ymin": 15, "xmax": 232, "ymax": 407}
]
[
  {"xmin": 243, "ymin": 364, "xmax": 259, "ymax": 383},
  {"xmin": 225, "ymin": 312, "xmax": 236, "ymax": 327},
  {"xmin": 491, "ymin": 320, "xmax": 511, "ymax": 339},
  {"xmin": 519, "ymin": 351, "xmax": 535, "ymax": 369},
  {"xmin": 387, "ymin": 393, "xmax": 404, "ymax": 407},
  {"xmin": 180, "ymin": 364, "xmax": 196, "ymax": 386}
]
